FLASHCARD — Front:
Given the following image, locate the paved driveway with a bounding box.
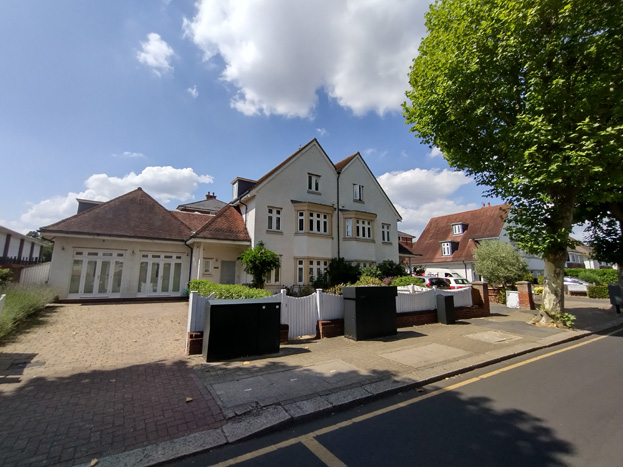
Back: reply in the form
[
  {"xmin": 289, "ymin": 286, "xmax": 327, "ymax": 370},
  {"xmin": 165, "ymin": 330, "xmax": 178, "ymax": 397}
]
[{"xmin": 0, "ymin": 301, "xmax": 224, "ymax": 467}]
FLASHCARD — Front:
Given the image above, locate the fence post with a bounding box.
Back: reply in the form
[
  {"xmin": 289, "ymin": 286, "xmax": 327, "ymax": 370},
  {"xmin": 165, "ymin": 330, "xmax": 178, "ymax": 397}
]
[
  {"xmin": 187, "ymin": 291, "xmax": 198, "ymax": 333},
  {"xmin": 0, "ymin": 294, "xmax": 5, "ymax": 317},
  {"xmin": 316, "ymin": 289, "xmax": 323, "ymax": 321}
]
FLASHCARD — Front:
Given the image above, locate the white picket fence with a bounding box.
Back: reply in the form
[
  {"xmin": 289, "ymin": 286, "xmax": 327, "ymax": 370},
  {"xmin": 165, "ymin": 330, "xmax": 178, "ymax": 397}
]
[
  {"xmin": 187, "ymin": 286, "xmax": 473, "ymax": 340},
  {"xmin": 19, "ymin": 262, "xmax": 50, "ymax": 286}
]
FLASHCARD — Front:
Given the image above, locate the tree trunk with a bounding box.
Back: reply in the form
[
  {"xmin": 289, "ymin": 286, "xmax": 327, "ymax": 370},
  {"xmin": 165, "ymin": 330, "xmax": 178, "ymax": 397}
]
[{"xmin": 534, "ymin": 249, "xmax": 567, "ymax": 323}]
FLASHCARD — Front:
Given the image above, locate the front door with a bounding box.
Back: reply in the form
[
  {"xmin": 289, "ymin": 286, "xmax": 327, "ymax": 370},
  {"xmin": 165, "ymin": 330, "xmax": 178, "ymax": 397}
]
[{"xmin": 221, "ymin": 261, "xmax": 236, "ymax": 284}]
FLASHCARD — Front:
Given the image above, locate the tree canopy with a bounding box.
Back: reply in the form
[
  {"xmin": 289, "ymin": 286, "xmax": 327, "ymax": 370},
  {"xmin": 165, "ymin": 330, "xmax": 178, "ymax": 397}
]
[
  {"xmin": 473, "ymin": 240, "xmax": 530, "ymax": 289},
  {"xmin": 404, "ymin": 0, "xmax": 623, "ymax": 317}
]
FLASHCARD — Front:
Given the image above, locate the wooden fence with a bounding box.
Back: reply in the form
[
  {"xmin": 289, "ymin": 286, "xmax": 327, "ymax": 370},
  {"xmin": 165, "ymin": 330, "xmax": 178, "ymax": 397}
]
[{"xmin": 19, "ymin": 262, "xmax": 50, "ymax": 286}]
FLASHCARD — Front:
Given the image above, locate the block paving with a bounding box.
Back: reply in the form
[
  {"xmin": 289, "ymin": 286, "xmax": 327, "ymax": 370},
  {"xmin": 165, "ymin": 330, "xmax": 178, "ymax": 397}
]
[{"xmin": 0, "ymin": 302, "xmax": 224, "ymax": 467}]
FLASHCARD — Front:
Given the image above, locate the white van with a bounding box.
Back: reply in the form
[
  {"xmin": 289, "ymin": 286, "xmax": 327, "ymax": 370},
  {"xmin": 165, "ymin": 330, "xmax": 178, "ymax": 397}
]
[{"xmin": 424, "ymin": 268, "xmax": 464, "ymax": 279}]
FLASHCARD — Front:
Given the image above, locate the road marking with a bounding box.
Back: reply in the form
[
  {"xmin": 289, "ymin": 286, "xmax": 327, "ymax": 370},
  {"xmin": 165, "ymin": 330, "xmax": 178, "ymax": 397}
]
[
  {"xmin": 212, "ymin": 329, "xmax": 619, "ymax": 466},
  {"xmin": 301, "ymin": 436, "xmax": 347, "ymax": 467}
]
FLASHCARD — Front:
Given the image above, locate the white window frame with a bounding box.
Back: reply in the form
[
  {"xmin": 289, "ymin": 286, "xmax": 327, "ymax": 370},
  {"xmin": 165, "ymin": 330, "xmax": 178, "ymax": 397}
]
[
  {"xmin": 381, "ymin": 223, "xmax": 390, "ymax": 242},
  {"xmin": 441, "ymin": 242, "xmax": 452, "ymax": 256},
  {"xmin": 203, "ymin": 259, "xmax": 212, "ymax": 274},
  {"xmin": 452, "ymin": 223, "xmax": 464, "ymax": 235},
  {"xmin": 345, "ymin": 218, "xmax": 353, "ymax": 237},
  {"xmin": 353, "ymin": 184, "xmax": 364, "ymax": 201},
  {"xmin": 356, "ymin": 220, "xmax": 372, "ymax": 239},
  {"xmin": 308, "ymin": 174, "xmax": 320, "ymax": 193},
  {"xmin": 268, "ymin": 207, "xmax": 282, "ymax": 231}
]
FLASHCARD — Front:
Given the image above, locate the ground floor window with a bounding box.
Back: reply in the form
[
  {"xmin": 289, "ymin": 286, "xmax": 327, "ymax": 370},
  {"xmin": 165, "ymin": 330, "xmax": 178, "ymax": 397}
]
[
  {"xmin": 68, "ymin": 250, "xmax": 125, "ymax": 296},
  {"xmin": 295, "ymin": 258, "xmax": 329, "ymax": 285},
  {"xmin": 138, "ymin": 253, "xmax": 183, "ymax": 295}
]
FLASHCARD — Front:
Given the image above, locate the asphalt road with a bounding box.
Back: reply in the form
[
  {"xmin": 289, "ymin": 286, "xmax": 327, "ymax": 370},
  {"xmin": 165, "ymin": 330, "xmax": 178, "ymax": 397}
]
[{"xmin": 163, "ymin": 326, "xmax": 623, "ymax": 466}]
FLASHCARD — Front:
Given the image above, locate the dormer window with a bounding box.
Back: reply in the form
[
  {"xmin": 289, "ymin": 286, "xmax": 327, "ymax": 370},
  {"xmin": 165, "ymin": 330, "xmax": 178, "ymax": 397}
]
[
  {"xmin": 441, "ymin": 241, "xmax": 459, "ymax": 256},
  {"xmin": 308, "ymin": 174, "xmax": 320, "ymax": 193},
  {"xmin": 452, "ymin": 222, "xmax": 467, "ymax": 235}
]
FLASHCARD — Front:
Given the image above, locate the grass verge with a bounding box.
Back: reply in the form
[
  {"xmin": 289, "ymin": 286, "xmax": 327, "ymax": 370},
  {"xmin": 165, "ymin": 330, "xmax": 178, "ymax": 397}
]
[{"xmin": 0, "ymin": 284, "xmax": 59, "ymax": 341}]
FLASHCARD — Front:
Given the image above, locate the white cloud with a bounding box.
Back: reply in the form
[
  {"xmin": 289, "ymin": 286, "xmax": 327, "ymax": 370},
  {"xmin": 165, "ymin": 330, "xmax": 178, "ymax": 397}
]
[
  {"xmin": 21, "ymin": 167, "xmax": 213, "ymax": 229},
  {"xmin": 183, "ymin": 0, "xmax": 428, "ymax": 118},
  {"xmin": 316, "ymin": 128, "xmax": 327, "ymax": 137},
  {"xmin": 427, "ymin": 147, "xmax": 443, "ymax": 158},
  {"xmin": 137, "ymin": 33, "xmax": 175, "ymax": 76},
  {"xmin": 112, "ymin": 151, "xmax": 145, "ymax": 158},
  {"xmin": 187, "ymin": 85, "xmax": 199, "ymax": 98},
  {"xmin": 377, "ymin": 167, "xmax": 476, "ymax": 236},
  {"xmin": 377, "ymin": 168, "xmax": 473, "ymax": 208}
]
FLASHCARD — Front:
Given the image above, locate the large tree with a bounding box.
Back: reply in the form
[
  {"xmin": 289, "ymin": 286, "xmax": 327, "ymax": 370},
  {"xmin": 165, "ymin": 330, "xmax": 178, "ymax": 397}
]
[{"xmin": 404, "ymin": 0, "xmax": 623, "ymax": 321}]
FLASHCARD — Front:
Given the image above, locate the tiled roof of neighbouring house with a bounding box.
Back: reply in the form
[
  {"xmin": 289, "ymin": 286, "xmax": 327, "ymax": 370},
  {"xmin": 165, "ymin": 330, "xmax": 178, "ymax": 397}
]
[
  {"xmin": 414, "ymin": 204, "xmax": 509, "ymax": 263},
  {"xmin": 171, "ymin": 211, "xmax": 214, "ymax": 232}
]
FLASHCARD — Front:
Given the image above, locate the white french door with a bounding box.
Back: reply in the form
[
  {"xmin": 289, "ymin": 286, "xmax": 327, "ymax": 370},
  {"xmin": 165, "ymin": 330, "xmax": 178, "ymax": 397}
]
[
  {"xmin": 137, "ymin": 253, "xmax": 184, "ymax": 296},
  {"xmin": 68, "ymin": 250, "xmax": 125, "ymax": 298}
]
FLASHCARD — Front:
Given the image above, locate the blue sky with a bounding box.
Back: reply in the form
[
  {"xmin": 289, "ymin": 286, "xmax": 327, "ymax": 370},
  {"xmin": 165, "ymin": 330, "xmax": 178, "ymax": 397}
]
[{"xmin": 1, "ymin": 0, "xmax": 499, "ymax": 238}]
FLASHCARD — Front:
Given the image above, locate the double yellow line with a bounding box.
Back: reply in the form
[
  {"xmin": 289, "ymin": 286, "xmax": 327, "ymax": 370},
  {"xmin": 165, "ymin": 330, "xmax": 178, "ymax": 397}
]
[{"xmin": 214, "ymin": 330, "xmax": 618, "ymax": 466}]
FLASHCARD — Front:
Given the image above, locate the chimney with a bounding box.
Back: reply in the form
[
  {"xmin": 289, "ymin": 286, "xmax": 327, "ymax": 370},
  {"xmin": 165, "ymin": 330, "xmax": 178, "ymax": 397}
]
[
  {"xmin": 487, "ymin": 202, "xmax": 490, "ymax": 207},
  {"xmin": 482, "ymin": 203, "xmax": 485, "ymax": 208},
  {"xmin": 206, "ymin": 192, "xmax": 216, "ymax": 200}
]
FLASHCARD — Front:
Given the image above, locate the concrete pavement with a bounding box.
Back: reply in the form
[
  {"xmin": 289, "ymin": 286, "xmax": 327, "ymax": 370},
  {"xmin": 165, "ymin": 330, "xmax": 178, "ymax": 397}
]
[{"xmin": 1, "ymin": 297, "xmax": 622, "ymax": 466}]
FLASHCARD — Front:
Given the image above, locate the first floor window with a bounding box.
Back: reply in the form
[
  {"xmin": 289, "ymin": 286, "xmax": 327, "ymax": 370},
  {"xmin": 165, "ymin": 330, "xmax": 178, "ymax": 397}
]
[
  {"xmin": 345, "ymin": 218, "xmax": 353, "ymax": 237},
  {"xmin": 382, "ymin": 224, "xmax": 390, "ymax": 242},
  {"xmin": 268, "ymin": 207, "xmax": 282, "ymax": 231},
  {"xmin": 356, "ymin": 220, "xmax": 372, "ymax": 238}
]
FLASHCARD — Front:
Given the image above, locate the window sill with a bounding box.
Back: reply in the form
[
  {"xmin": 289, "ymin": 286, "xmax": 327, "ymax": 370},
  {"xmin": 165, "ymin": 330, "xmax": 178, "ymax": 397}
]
[
  {"xmin": 307, "ymin": 190, "xmax": 322, "ymax": 195},
  {"xmin": 353, "ymin": 199, "xmax": 365, "ymax": 204},
  {"xmin": 343, "ymin": 237, "xmax": 375, "ymax": 242},
  {"xmin": 295, "ymin": 232, "xmax": 333, "ymax": 238},
  {"xmin": 382, "ymin": 241, "xmax": 392, "ymax": 245},
  {"xmin": 266, "ymin": 230, "xmax": 283, "ymax": 235}
]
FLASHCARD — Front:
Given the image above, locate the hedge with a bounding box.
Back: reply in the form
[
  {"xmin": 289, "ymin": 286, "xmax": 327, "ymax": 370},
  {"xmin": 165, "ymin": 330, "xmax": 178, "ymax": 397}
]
[
  {"xmin": 565, "ymin": 268, "xmax": 617, "ymax": 284},
  {"xmin": 189, "ymin": 280, "xmax": 273, "ymax": 299},
  {"xmin": 587, "ymin": 285, "xmax": 609, "ymax": 299},
  {"xmin": 391, "ymin": 276, "xmax": 425, "ymax": 287}
]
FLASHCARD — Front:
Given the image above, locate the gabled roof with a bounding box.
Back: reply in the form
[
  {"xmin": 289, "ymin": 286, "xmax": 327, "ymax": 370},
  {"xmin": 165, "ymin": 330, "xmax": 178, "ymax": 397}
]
[
  {"xmin": 414, "ymin": 204, "xmax": 509, "ymax": 263},
  {"xmin": 191, "ymin": 205, "xmax": 251, "ymax": 242},
  {"xmin": 240, "ymin": 139, "xmax": 332, "ymax": 196},
  {"xmin": 41, "ymin": 188, "xmax": 194, "ymax": 242},
  {"xmin": 334, "ymin": 153, "xmax": 357, "ymax": 172}
]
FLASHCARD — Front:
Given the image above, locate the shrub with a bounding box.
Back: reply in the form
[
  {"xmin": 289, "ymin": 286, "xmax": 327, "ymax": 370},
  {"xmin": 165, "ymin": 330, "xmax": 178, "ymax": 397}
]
[
  {"xmin": 0, "ymin": 284, "xmax": 58, "ymax": 340},
  {"xmin": 353, "ymin": 275, "xmax": 384, "ymax": 287},
  {"xmin": 377, "ymin": 260, "xmax": 407, "ymax": 278},
  {"xmin": 577, "ymin": 271, "xmax": 602, "ymax": 285},
  {"xmin": 238, "ymin": 241, "xmax": 281, "ymax": 289},
  {"xmin": 188, "ymin": 280, "xmax": 273, "ymax": 299},
  {"xmin": 534, "ymin": 286, "xmax": 543, "ymax": 295},
  {"xmin": 325, "ymin": 258, "xmax": 360, "ymax": 287},
  {"xmin": 0, "ymin": 269, "xmax": 12, "ymax": 286},
  {"xmin": 391, "ymin": 276, "xmax": 425, "ymax": 287},
  {"xmin": 587, "ymin": 285, "xmax": 609, "ymax": 299},
  {"xmin": 537, "ymin": 275, "xmax": 544, "ymax": 285},
  {"xmin": 473, "ymin": 240, "xmax": 530, "ymax": 288},
  {"xmin": 565, "ymin": 268, "xmax": 618, "ymax": 284},
  {"xmin": 360, "ymin": 266, "xmax": 383, "ymax": 279}
]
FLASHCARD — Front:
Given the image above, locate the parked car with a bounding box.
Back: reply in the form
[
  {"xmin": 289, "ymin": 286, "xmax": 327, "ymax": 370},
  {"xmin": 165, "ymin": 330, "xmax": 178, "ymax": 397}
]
[
  {"xmin": 564, "ymin": 277, "xmax": 589, "ymax": 294},
  {"xmin": 445, "ymin": 277, "xmax": 471, "ymax": 289},
  {"xmin": 413, "ymin": 276, "xmax": 451, "ymax": 289}
]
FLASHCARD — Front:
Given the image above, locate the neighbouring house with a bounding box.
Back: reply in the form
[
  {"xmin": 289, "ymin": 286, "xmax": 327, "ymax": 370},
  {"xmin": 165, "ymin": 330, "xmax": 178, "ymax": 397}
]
[
  {"xmin": 40, "ymin": 139, "xmax": 402, "ymax": 300},
  {"xmin": 566, "ymin": 241, "xmax": 614, "ymax": 270},
  {"xmin": 397, "ymin": 230, "xmax": 420, "ymax": 273},
  {"xmin": 413, "ymin": 203, "xmax": 545, "ymax": 281},
  {"xmin": 1, "ymin": 225, "xmax": 47, "ymax": 281}
]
